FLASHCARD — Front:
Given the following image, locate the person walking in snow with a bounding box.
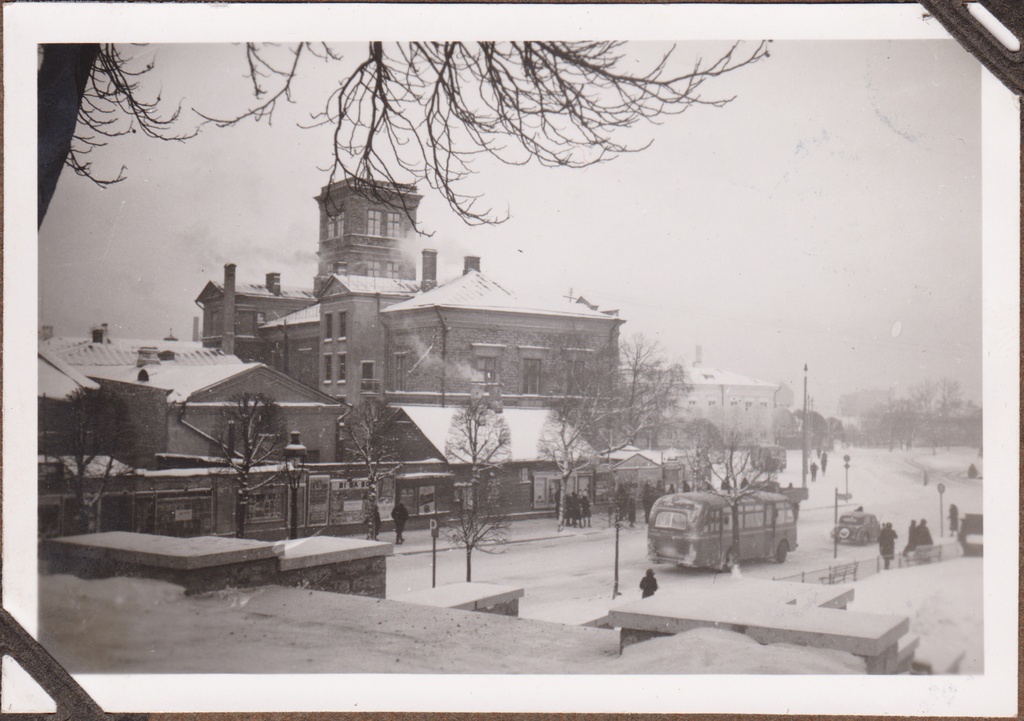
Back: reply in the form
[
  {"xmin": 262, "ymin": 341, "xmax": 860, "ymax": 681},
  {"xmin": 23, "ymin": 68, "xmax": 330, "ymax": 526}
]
[
  {"xmin": 626, "ymin": 494, "xmax": 637, "ymax": 528},
  {"xmin": 916, "ymin": 518, "xmax": 934, "ymax": 547},
  {"xmin": 639, "ymin": 568, "xmax": 658, "ymax": 598},
  {"xmin": 878, "ymin": 522, "xmax": 898, "ymax": 570},
  {"xmin": 821, "ymin": 451, "xmax": 829, "ymax": 476},
  {"xmin": 391, "ymin": 501, "xmax": 409, "ymax": 545},
  {"xmin": 566, "ymin": 492, "xmax": 580, "ymax": 528},
  {"xmin": 902, "ymin": 520, "xmax": 918, "ymax": 557},
  {"xmin": 642, "ymin": 484, "xmax": 657, "ymax": 524},
  {"xmin": 948, "ymin": 504, "xmax": 959, "ymax": 536},
  {"xmin": 810, "ymin": 462, "xmax": 818, "ymax": 483}
]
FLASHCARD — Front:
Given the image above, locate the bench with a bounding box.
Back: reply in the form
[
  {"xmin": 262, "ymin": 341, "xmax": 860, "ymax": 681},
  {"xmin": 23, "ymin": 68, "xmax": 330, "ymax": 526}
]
[
  {"xmin": 820, "ymin": 561, "xmax": 858, "ymax": 585},
  {"xmin": 904, "ymin": 545, "xmax": 942, "ymax": 566}
]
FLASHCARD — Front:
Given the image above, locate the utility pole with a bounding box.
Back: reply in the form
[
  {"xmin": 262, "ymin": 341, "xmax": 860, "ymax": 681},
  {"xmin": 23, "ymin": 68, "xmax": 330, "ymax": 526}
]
[{"xmin": 801, "ymin": 364, "xmax": 808, "ymax": 488}]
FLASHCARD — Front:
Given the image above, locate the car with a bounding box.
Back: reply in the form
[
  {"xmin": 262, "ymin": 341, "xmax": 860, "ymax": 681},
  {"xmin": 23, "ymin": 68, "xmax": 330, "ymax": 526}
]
[{"xmin": 831, "ymin": 511, "xmax": 881, "ymax": 545}]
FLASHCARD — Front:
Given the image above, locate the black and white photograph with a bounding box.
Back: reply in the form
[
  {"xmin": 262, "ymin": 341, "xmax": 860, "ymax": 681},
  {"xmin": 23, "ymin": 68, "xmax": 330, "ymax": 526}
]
[{"xmin": 4, "ymin": 2, "xmax": 1019, "ymax": 716}]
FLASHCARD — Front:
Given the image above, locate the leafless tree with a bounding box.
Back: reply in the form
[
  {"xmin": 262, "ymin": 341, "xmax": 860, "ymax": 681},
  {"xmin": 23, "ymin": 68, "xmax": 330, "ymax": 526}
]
[
  {"xmin": 612, "ymin": 334, "xmax": 686, "ymax": 448},
  {"xmin": 216, "ymin": 392, "xmax": 285, "ymax": 538},
  {"xmin": 681, "ymin": 425, "xmax": 776, "ymax": 569},
  {"xmin": 443, "ymin": 397, "xmax": 513, "ymax": 581},
  {"xmin": 57, "ymin": 386, "xmax": 136, "ymax": 534},
  {"xmin": 936, "ymin": 377, "xmax": 964, "ymax": 449},
  {"xmin": 337, "ymin": 397, "xmax": 402, "ymax": 539},
  {"xmin": 38, "ymin": 40, "xmax": 770, "ymax": 227}
]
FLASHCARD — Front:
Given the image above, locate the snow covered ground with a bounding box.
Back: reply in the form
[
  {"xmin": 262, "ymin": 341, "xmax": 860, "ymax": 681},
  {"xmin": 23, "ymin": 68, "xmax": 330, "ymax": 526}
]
[{"xmin": 37, "ymin": 447, "xmax": 985, "ymax": 679}]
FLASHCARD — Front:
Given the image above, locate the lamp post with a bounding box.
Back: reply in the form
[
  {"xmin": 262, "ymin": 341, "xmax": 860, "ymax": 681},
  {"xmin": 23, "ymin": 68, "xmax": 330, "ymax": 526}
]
[
  {"xmin": 843, "ymin": 454, "xmax": 851, "ymax": 497},
  {"xmin": 284, "ymin": 431, "xmax": 307, "ymax": 540},
  {"xmin": 801, "ymin": 364, "xmax": 808, "ymax": 488}
]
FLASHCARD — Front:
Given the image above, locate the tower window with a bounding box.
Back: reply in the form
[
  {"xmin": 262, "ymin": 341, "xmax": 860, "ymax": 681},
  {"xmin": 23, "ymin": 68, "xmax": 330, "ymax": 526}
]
[
  {"xmin": 337, "ymin": 311, "xmax": 347, "ymax": 339},
  {"xmin": 385, "ymin": 261, "xmax": 400, "ymax": 279},
  {"xmin": 323, "ymin": 312, "xmax": 333, "ymax": 340},
  {"xmin": 393, "ymin": 353, "xmax": 407, "ymax": 392},
  {"xmin": 337, "ymin": 353, "xmax": 346, "ymax": 382},
  {"xmin": 367, "ymin": 260, "xmax": 383, "ymax": 277},
  {"xmin": 367, "ymin": 210, "xmax": 383, "ymax": 236},
  {"xmin": 385, "ymin": 212, "xmax": 401, "ymax": 237},
  {"xmin": 323, "ymin": 354, "xmax": 333, "ymax": 384},
  {"xmin": 327, "ymin": 212, "xmax": 345, "ymax": 239}
]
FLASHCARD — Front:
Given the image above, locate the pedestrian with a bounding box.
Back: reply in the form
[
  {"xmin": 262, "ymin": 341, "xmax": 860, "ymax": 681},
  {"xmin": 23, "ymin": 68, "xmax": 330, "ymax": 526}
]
[
  {"xmin": 639, "ymin": 568, "xmax": 658, "ymax": 598},
  {"xmin": 917, "ymin": 518, "xmax": 934, "ymax": 547},
  {"xmin": 810, "ymin": 462, "xmax": 818, "ymax": 482},
  {"xmin": 366, "ymin": 500, "xmax": 382, "ymax": 541},
  {"xmin": 554, "ymin": 487, "xmax": 561, "ymax": 522},
  {"xmin": 626, "ymin": 495, "xmax": 637, "ymax": 528},
  {"xmin": 878, "ymin": 522, "xmax": 898, "ymax": 570},
  {"xmin": 391, "ymin": 500, "xmax": 409, "ymax": 545},
  {"xmin": 948, "ymin": 504, "xmax": 959, "ymax": 536},
  {"xmin": 902, "ymin": 520, "xmax": 918, "ymax": 557},
  {"xmin": 821, "ymin": 451, "xmax": 828, "ymax": 476},
  {"xmin": 566, "ymin": 492, "xmax": 579, "ymax": 528},
  {"xmin": 580, "ymin": 494, "xmax": 591, "ymax": 527}
]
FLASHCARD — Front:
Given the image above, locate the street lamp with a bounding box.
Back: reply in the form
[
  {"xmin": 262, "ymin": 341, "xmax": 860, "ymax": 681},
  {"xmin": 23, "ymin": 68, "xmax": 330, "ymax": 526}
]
[
  {"xmin": 843, "ymin": 454, "xmax": 851, "ymax": 497},
  {"xmin": 801, "ymin": 364, "xmax": 808, "ymax": 488},
  {"xmin": 284, "ymin": 431, "xmax": 307, "ymax": 540}
]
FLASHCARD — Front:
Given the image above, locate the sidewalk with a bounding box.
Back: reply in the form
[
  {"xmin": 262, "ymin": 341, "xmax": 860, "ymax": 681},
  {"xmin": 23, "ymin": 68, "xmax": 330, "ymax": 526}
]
[{"xmin": 387, "ymin": 516, "xmax": 611, "ymax": 556}]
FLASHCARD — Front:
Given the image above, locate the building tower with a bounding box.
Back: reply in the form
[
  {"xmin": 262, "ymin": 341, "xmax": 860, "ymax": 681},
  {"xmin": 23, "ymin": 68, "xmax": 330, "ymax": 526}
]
[{"xmin": 314, "ymin": 179, "xmax": 423, "ymax": 293}]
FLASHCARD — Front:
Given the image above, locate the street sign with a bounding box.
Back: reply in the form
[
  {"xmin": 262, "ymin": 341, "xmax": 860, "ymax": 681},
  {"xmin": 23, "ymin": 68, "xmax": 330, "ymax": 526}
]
[
  {"xmin": 430, "ymin": 518, "xmax": 439, "ymax": 539},
  {"xmin": 937, "ymin": 483, "xmax": 946, "ymax": 494},
  {"xmin": 836, "ymin": 493, "xmax": 852, "ymax": 501}
]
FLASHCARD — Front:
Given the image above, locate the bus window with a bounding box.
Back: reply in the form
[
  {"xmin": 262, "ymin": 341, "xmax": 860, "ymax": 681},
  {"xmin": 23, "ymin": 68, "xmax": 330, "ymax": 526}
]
[
  {"xmin": 706, "ymin": 510, "xmax": 721, "ymax": 533},
  {"xmin": 654, "ymin": 508, "xmax": 698, "ymax": 531},
  {"xmin": 742, "ymin": 504, "xmax": 765, "ymax": 529}
]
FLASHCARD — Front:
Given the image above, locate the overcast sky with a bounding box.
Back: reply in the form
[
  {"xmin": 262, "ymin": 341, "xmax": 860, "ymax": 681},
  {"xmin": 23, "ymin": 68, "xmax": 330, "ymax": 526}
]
[{"xmin": 38, "ymin": 39, "xmax": 981, "ymax": 416}]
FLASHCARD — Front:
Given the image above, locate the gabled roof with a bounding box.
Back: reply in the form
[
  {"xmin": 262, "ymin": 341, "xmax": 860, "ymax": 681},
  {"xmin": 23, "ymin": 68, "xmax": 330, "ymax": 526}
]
[
  {"xmin": 319, "ymin": 273, "xmax": 420, "ymax": 299},
  {"xmin": 600, "ymin": 445, "xmax": 663, "ymax": 466},
  {"xmin": 261, "ymin": 303, "xmax": 321, "ymax": 328},
  {"xmin": 397, "ymin": 405, "xmax": 558, "ymax": 462},
  {"xmin": 85, "ymin": 363, "xmax": 266, "ymax": 402},
  {"xmin": 684, "ymin": 366, "xmax": 778, "ymax": 389},
  {"xmin": 40, "ymin": 337, "xmax": 242, "ymax": 367},
  {"xmin": 38, "ymin": 351, "xmax": 100, "ymax": 398},
  {"xmin": 382, "ymin": 270, "xmax": 614, "ymax": 320},
  {"xmin": 196, "ymin": 280, "xmax": 315, "ymax": 304}
]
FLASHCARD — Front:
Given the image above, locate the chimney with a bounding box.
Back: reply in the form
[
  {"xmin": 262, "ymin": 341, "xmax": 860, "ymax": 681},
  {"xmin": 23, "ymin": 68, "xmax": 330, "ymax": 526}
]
[
  {"xmin": 422, "ymin": 249, "xmax": 438, "ymax": 291},
  {"xmin": 266, "ymin": 272, "xmax": 281, "ymax": 296},
  {"xmin": 192, "ymin": 316, "xmax": 200, "ymax": 342},
  {"xmin": 90, "ymin": 323, "xmax": 109, "ymax": 344},
  {"xmin": 223, "ymin": 263, "xmax": 236, "ymax": 356},
  {"xmin": 163, "ymin": 329, "xmax": 178, "ymax": 342},
  {"xmin": 694, "ymin": 345, "xmax": 702, "ymax": 367},
  {"xmin": 463, "ymin": 255, "xmax": 481, "ymax": 275},
  {"xmin": 40, "ymin": 325, "xmax": 54, "ymax": 342},
  {"xmin": 136, "ymin": 346, "xmax": 161, "ymax": 367}
]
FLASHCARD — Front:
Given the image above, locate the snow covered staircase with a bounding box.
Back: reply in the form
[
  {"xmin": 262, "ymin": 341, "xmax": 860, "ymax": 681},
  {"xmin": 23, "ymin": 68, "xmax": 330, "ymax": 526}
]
[{"xmin": 393, "ymin": 582, "xmax": 525, "ymax": 617}]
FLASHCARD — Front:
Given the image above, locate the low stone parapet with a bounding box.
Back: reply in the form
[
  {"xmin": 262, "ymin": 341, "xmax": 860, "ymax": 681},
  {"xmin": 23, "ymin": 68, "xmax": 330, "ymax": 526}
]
[
  {"xmin": 41, "ymin": 532, "xmax": 392, "ymax": 598},
  {"xmin": 393, "ymin": 582, "xmax": 525, "ymax": 617}
]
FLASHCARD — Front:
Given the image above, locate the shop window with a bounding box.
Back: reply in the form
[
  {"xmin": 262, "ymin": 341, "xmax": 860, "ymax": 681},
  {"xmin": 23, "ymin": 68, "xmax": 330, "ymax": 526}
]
[{"xmin": 247, "ymin": 489, "xmax": 286, "ymax": 522}]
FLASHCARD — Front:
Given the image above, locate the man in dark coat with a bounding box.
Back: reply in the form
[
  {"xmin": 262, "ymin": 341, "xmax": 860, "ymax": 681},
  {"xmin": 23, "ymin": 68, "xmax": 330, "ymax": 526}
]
[
  {"xmin": 391, "ymin": 501, "xmax": 409, "ymax": 545},
  {"xmin": 916, "ymin": 519, "xmax": 934, "ymax": 546},
  {"xmin": 580, "ymin": 494, "xmax": 591, "ymax": 528},
  {"xmin": 642, "ymin": 484, "xmax": 657, "ymax": 523},
  {"xmin": 566, "ymin": 492, "xmax": 579, "ymax": 527},
  {"xmin": 878, "ymin": 522, "xmax": 898, "ymax": 569},
  {"xmin": 639, "ymin": 568, "xmax": 658, "ymax": 598},
  {"xmin": 626, "ymin": 495, "xmax": 637, "ymax": 528},
  {"xmin": 948, "ymin": 504, "xmax": 959, "ymax": 536},
  {"xmin": 821, "ymin": 451, "xmax": 829, "ymax": 475},
  {"xmin": 810, "ymin": 462, "xmax": 818, "ymax": 483},
  {"xmin": 902, "ymin": 520, "xmax": 918, "ymax": 556}
]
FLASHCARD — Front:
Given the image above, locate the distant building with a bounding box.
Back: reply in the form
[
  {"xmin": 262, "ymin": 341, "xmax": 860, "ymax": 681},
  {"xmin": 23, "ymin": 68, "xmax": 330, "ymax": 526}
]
[
  {"xmin": 676, "ymin": 353, "xmax": 779, "ymax": 444},
  {"xmin": 837, "ymin": 388, "xmax": 893, "ymax": 430}
]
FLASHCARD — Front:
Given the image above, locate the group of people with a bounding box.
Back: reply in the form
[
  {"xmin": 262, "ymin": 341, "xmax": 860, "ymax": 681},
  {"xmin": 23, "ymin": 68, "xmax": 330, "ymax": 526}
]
[
  {"xmin": 364, "ymin": 498, "xmax": 411, "ymax": 544},
  {"xmin": 809, "ymin": 449, "xmax": 829, "ymax": 482},
  {"xmin": 877, "ymin": 517, "xmax": 938, "ymax": 569},
  {"xmin": 559, "ymin": 491, "xmax": 592, "ymax": 528}
]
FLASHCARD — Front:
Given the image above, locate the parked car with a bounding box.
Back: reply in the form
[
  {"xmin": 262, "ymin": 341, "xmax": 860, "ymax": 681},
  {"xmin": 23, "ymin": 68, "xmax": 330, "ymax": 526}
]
[
  {"xmin": 831, "ymin": 512, "xmax": 881, "ymax": 545},
  {"xmin": 958, "ymin": 513, "xmax": 983, "ymax": 556}
]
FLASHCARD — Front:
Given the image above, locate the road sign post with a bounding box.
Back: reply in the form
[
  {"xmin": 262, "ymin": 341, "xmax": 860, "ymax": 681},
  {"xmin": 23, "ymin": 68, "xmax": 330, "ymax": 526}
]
[{"xmin": 937, "ymin": 482, "xmax": 946, "ymax": 537}]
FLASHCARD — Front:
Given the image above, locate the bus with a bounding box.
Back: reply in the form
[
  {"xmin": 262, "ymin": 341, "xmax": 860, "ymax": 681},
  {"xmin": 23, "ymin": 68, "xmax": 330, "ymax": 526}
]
[{"xmin": 647, "ymin": 491, "xmax": 797, "ymax": 570}]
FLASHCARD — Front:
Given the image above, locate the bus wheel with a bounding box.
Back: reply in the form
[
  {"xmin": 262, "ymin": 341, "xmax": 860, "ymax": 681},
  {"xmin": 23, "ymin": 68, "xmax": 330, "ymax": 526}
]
[{"xmin": 774, "ymin": 540, "xmax": 789, "ymax": 563}]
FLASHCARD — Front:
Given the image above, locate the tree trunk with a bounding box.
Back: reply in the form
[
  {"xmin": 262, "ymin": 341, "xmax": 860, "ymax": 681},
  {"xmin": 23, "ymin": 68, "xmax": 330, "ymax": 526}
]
[
  {"xmin": 235, "ymin": 488, "xmax": 248, "ymax": 538},
  {"xmin": 38, "ymin": 44, "xmax": 100, "ymax": 227},
  {"xmin": 466, "ymin": 546, "xmax": 472, "ymax": 582}
]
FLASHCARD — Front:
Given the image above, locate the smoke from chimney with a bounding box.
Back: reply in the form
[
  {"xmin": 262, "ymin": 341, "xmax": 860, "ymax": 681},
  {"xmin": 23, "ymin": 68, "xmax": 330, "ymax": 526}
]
[
  {"xmin": 463, "ymin": 255, "xmax": 481, "ymax": 275},
  {"xmin": 422, "ymin": 249, "xmax": 438, "ymax": 291}
]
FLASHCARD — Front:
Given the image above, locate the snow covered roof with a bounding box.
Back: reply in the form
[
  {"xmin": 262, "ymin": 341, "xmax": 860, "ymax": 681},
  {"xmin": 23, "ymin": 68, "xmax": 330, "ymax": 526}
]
[
  {"xmin": 326, "ymin": 273, "xmax": 420, "ymax": 297},
  {"xmin": 601, "ymin": 446, "xmax": 663, "ymax": 466},
  {"xmin": 397, "ymin": 405, "xmax": 557, "ymax": 462},
  {"xmin": 40, "ymin": 337, "xmax": 242, "ymax": 367},
  {"xmin": 207, "ymin": 280, "xmax": 315, "ymax": 301},
  {"xmin": 382, "ymin": 270, "xmax": 615, "ymax": 320},
  {"xmin": 38, "ymin": 455, "xmax": 134, "ymax": 478},
  {"xmin": 85, "ymin": 363, "xmax": 264, "ymax": 403},
  {"xmin": 38, "ymin": 350, "xmax": 99, "ymax": 398},
  {"xmin": 261, "ymin": 303, "xmax": 321, "ymax": 328},
  {"xmin": 685, "ymin": 366, "xmax": 778, "ymax": 389}
]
